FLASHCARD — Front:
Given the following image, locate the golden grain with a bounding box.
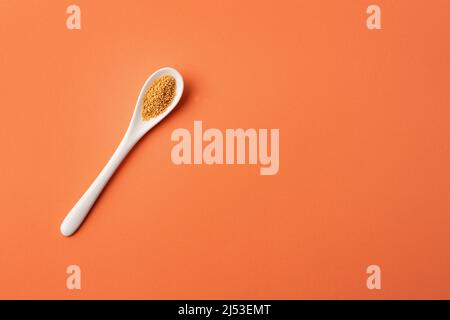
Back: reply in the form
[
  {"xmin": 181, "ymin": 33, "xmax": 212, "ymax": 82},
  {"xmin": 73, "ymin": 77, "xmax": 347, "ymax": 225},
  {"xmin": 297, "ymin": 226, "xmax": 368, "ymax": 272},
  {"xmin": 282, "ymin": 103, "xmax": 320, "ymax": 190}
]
[{"xmin": 141, "ymin": 75, "xmax": 176, "ymax": 120}]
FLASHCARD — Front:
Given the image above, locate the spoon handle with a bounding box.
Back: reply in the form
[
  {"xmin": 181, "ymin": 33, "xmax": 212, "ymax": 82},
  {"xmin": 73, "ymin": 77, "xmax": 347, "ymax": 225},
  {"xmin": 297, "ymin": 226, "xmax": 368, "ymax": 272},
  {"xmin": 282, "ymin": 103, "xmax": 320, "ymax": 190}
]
[{"xmin": 60, "ymin": 133, "xmax": 136, "ymax": 236}]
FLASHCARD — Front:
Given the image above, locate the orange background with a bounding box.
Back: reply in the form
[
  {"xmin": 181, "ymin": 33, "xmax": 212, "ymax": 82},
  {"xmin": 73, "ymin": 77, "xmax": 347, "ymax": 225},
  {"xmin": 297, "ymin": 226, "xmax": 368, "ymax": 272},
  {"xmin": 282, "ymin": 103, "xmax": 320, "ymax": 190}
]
[{"xmin": 0, "ymin": 0, "xmax": 449, "ymax": 299}]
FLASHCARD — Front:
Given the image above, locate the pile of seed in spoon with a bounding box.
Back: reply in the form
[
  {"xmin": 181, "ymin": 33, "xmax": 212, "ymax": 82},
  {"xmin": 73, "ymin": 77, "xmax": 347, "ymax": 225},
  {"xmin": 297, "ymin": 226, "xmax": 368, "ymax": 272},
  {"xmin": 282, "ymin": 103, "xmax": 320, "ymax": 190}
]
[{"xmin": 141, "ymin": 75, "xmax": 176, "ymax": 120}]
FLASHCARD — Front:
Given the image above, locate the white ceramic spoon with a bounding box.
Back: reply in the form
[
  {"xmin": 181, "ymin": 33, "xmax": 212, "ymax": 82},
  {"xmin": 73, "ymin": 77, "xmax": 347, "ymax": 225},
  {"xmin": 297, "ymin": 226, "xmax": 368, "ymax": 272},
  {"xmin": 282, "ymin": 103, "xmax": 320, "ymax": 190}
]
[{"xmin": 60, "ymin": 67, "xmax": 184, "ymax": 237}]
